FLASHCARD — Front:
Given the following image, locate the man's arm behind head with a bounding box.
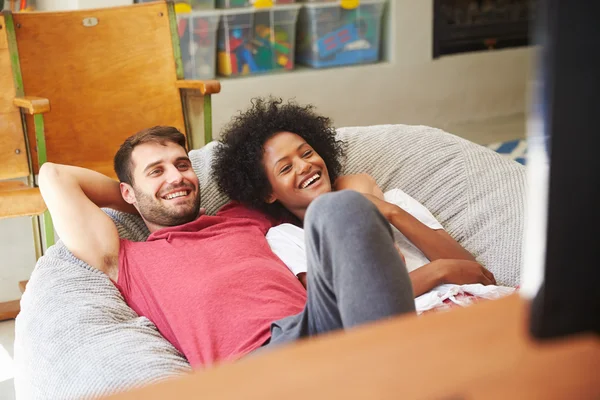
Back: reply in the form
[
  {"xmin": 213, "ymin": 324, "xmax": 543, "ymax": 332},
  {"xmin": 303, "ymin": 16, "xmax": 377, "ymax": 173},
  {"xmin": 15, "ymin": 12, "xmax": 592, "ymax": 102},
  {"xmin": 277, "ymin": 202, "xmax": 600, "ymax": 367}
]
[{"xmin": 38, "ymin": 163, "xmax": 127, "ymax": 280}]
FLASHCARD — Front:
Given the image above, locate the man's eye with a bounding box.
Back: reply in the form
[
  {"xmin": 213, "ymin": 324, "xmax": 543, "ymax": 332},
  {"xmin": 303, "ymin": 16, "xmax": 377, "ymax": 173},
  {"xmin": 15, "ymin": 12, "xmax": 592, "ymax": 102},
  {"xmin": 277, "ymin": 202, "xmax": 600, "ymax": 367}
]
[
  {"xmin": 177, "ymin": 163, "xmax": 189, "ymax": 170},
  {"xmin": 150, "ymin": 169, "xmax": 161, "ymax": 176}
]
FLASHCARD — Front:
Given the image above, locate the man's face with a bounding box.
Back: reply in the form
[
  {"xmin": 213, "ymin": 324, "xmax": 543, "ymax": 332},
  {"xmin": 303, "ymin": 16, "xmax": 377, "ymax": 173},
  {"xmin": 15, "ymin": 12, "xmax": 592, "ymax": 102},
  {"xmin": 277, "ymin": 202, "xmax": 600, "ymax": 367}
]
[{"xmin": 122, "ymin": 141, "xmax": 201, "ymax": 231}]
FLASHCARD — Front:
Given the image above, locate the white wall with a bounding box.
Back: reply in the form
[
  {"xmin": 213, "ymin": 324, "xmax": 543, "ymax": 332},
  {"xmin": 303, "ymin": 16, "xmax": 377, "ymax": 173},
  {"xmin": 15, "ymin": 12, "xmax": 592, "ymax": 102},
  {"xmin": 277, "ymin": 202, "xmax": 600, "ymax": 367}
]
[{"xmin": 209, "ymin": 1, "xmax": 533, "ymax": 138}]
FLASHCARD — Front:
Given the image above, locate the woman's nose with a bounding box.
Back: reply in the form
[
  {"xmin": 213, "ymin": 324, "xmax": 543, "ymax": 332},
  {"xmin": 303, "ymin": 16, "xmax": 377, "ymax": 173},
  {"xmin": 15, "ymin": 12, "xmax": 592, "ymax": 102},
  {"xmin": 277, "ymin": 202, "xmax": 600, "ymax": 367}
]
[{"xmin": 296, "ymin": 159, "xmax": 311, "ymax": 174}]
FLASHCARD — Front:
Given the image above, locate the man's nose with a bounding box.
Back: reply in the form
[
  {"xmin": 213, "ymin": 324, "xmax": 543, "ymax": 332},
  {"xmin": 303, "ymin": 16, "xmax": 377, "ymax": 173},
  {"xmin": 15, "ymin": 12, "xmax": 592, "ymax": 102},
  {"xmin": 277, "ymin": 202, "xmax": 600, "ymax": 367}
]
[{"xmin": 165, "ymin": 166, "xmax": 184, "ymax": 184}]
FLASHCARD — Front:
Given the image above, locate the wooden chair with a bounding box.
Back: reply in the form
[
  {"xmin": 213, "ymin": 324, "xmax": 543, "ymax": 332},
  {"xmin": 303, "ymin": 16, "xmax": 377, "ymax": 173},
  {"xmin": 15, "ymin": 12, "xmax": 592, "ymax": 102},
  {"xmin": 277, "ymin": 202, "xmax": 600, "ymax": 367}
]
[
  {"xmin": 5, "ymin": 1, "xmax": 220, "ymax": 179},
  {"xmin": 0, "ymin": 1, "xmax": 219, "ymax": 319},
  {"xmin": 0, "ymin": 12, "xmax": 49, "ymax": 320}
]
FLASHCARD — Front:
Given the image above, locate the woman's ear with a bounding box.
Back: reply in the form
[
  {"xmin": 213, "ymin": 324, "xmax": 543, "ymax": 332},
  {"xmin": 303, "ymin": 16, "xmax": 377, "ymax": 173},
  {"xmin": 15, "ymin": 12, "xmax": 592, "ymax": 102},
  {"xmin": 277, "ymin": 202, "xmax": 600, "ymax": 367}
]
[{"xmin": 265, "ymin": 192, "xmax": 277, "ymax": 204}]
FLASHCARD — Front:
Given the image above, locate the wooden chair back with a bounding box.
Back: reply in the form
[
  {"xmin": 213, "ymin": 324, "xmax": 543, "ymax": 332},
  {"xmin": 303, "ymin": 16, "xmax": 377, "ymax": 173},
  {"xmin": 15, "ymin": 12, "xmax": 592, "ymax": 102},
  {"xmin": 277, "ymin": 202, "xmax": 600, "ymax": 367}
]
[
  {"xmin": 12, "ymin": 2, "xmax": 188, "ymax": 178},
  {"xmin": 0, "ymin": 14, "xmax": 30, "ymax": 181}
]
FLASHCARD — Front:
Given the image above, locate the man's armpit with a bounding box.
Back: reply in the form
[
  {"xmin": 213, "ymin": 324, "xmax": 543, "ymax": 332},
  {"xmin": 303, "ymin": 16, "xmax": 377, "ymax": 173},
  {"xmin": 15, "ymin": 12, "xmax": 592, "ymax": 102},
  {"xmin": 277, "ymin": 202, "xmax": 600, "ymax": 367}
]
[{"xmin": 102, "ymin": 254, "xmax": 119, "ymax": 281}]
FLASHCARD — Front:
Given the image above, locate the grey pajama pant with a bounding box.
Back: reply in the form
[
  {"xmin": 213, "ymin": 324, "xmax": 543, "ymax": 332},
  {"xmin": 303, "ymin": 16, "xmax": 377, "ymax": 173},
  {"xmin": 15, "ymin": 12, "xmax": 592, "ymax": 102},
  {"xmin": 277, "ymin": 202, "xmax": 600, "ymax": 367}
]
[{"xmin": 266, "ymin": 190, "xmax": 416, "ymax": 348}]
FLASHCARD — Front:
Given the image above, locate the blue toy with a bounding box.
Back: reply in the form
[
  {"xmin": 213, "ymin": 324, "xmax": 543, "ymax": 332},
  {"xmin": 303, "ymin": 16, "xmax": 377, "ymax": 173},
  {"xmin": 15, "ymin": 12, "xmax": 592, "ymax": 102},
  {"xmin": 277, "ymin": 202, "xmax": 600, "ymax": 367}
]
[
  {"xmin": 317, "ymin": 24, "xmax": 359, "ymax": 59},
  {"xmin": 236, "ymin": 47, "xmax": 259, "ymax": 73},
  {"xmin": 232, "ymin": 28, "xmax": 243, "ymax": 39}
]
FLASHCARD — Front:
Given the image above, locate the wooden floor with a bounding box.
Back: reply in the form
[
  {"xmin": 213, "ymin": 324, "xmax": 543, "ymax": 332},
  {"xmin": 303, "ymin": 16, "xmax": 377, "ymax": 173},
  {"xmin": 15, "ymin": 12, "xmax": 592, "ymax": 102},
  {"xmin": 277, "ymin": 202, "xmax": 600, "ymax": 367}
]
[
  {"xmin": 0, "ymin": 281, "xmax": 26, "ymax": 322},
  {"xmin": 106, "ymin": 295, "xmax": 600, "ymax": 399},
  {"xmin": 0, "ymin": 300, "xmax": 19, "ymax": 321}
]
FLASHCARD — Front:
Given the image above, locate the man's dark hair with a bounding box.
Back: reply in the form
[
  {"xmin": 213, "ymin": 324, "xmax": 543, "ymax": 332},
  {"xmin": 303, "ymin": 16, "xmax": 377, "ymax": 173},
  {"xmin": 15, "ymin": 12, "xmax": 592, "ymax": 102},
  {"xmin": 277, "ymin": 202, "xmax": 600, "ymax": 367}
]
[
  {"xmin": 213, "ymin": 97, "xmax": 344, "ymax": 218},
  {"xmin": 114, "ymin": 126, "xmax": 187, "ymax": 185}
]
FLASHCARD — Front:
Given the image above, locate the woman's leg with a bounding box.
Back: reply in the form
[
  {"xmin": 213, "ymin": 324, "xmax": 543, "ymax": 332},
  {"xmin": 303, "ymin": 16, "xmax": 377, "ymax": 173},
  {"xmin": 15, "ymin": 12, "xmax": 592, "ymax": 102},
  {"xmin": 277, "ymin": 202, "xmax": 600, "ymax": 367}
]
[
  {"xmin": 267, "ymin": 190, "xmax": 415, "ymax": 347},
  {"xmin": 302, "ymin": 190, "xmax": 415, "ymax": 333}
]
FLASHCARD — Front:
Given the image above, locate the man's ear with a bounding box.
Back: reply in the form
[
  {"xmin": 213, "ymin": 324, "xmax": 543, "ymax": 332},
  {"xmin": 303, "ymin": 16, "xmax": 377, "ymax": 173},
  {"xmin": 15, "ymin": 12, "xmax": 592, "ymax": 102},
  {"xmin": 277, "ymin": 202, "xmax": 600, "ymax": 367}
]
[
  {"xmin": 265, "ymin": 192, "xmax": 277, "ymax": 204},
  {"xmin": 120, "ymin": 182, "xmax": 136, "ymax": 205}
]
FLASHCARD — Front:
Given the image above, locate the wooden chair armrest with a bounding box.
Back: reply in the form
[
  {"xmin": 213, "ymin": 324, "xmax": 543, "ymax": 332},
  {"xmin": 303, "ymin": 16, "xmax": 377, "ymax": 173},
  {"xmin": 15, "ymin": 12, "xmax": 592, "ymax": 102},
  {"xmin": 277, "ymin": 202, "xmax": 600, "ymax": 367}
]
[
  {"xmin": 175, "ymin": 80, "xmax": 221, "ymax": 95},
  {"xmin": 13, "ymin": 96, "xmax": 51, "ymax": 114}
]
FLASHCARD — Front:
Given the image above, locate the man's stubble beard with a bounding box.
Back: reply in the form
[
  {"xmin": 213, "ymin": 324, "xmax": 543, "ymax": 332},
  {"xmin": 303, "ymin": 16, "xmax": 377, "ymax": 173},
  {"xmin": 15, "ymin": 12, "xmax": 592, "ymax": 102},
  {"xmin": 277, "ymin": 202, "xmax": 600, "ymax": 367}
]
[{"xmin": 134, "ymin": 187, "xmax": 201, "ymax": 227}]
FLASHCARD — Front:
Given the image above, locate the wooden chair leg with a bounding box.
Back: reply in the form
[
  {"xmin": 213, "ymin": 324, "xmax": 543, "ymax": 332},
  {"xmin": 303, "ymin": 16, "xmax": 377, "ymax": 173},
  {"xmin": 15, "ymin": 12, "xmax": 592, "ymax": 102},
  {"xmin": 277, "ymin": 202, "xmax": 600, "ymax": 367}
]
[
  {"xmin": 31, "ymin": 214, "xmax": 44, "ymax": 259},
  {"xmin": 0, "ymin": 300, "xmax": 20, "ymax": 321},
  {"xmin": 42, "ymin": 210, "xmax": 55, "ymax": 249}
]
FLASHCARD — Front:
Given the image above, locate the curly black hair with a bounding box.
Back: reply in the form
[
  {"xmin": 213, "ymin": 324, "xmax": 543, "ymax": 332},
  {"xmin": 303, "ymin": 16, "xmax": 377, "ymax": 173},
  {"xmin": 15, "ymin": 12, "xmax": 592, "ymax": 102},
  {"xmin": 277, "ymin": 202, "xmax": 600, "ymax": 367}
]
[{"xmin": 213, "ymin": 97, "xmax": 345, "ymax": 219}]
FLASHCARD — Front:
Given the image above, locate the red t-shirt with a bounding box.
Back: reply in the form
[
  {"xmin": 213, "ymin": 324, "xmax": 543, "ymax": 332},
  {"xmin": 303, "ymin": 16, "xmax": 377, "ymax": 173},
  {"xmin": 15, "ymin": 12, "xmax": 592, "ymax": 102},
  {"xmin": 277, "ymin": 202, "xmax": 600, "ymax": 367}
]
[{"xmin": 115, "ymin": 202, "xmax": 307, "ymax": 368}]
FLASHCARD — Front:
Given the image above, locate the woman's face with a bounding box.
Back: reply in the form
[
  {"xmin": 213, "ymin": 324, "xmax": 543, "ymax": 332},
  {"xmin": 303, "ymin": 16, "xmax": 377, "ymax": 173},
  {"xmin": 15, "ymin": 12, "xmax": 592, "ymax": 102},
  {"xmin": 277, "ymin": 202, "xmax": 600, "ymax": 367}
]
[{"xmin": 262, "ymin": 131, "xmax": 332, "ymax": 220}]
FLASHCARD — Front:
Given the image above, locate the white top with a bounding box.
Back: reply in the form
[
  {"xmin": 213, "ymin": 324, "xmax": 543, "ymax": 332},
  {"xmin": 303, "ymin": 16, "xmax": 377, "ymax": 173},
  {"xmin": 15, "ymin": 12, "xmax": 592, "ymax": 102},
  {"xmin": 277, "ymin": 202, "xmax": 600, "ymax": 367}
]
[{"xmin": 266, "ymin": 189, "xmax": 444, "ymax": 276}]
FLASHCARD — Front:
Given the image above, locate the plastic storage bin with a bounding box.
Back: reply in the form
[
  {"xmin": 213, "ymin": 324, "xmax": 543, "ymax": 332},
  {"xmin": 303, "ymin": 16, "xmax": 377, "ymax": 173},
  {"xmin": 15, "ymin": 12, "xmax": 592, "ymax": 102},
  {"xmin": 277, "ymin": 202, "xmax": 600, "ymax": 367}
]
[
  {"xmin": 296, "ymin": 0, "xmax": 385, "ymax": 68},
  {"xmin": 178, "ymin": 11, "xmax": 221, "ymax": 79},
  {"xmin": 217, "ymin": 4, "xmax": 300, "ymax": 76},
  {"xmin": 137, "ymin": 0, "xmax": 216, "ymax": 11},
  {"xmin": 217, "ymin": 0, "xmax": 296, "ymax": 9}
]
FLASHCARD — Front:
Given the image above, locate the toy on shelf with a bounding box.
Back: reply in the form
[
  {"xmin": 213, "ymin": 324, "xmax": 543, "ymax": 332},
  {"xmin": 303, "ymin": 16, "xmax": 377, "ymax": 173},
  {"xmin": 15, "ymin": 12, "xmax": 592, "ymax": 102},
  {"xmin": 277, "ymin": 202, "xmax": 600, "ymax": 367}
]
[
  {"xmin": 252, "ymin": 23, "xmax": 294, "ymax": 70},
  {"xmin": 189, "ymin": 0, "xmax": 216, "ymax": 9},
  {"xmin": 138, "ymin": 0, "xmax": 216, "ymax": 11},
  {"xmin": 216, "ymin": 0, "xmax": 295, "ymax": 9},
  {"xmin": 217, "ymin": 5, "xmax": 299, "ymax": 77},
  {"xmin": 296, "ymin": 0, "xmax": 386, "ymax": 69},
  {"xmin": 217, "ymin": 0, "xmax": 249, "ymax": 8},
  {"xmin": 5, "ymin": 0, "xmax": 34, "ymax": 11},
  {"xmin": 178, "ymin": 10, "xmax": 221, "ymax": 79}
]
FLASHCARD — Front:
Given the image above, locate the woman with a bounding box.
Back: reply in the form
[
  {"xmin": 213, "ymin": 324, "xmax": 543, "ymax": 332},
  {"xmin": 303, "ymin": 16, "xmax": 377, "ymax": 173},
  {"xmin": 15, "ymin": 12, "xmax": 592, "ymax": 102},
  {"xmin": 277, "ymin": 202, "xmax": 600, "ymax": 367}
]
[{"xmin": 213, "ymin": 98, "xmax": 496, "ymax": 296}]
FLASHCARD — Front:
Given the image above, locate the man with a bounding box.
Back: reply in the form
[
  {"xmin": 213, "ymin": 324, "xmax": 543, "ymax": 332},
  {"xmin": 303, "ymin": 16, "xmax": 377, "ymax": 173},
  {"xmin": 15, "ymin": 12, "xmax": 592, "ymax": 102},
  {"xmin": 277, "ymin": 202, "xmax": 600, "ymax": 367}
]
[{"xmin": 39, "ymin": 126, "xmax": 415, "ymax": 368}]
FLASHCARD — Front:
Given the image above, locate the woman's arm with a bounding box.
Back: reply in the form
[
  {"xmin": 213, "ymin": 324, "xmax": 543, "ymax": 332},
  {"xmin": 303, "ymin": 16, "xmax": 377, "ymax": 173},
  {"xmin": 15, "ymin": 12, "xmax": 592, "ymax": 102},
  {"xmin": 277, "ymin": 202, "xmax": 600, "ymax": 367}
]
[
  {"xmin": 334, "ymin": 174, "xmax": 385, "ymax": 200},
  {"xmin": 336, "ymin": 174, "xmax": 475, "ymax": 261},
  {"xmin": 335, "ymin": 174, "xmax": 496, "ymax": 287},
  {"xmin": 297, "ymin": 273, "xmax": 307, "ymax": 289},
  {"xmin": 266, "ymin": 225, "xmax": 309, "ymax": 289},
  {"xmin": 371, "ymin": 194, "xmax": 476, "ymax": 262},
  {"xmin": 410, "ymin": 259, "xmax": 497, "ymax": 297}
]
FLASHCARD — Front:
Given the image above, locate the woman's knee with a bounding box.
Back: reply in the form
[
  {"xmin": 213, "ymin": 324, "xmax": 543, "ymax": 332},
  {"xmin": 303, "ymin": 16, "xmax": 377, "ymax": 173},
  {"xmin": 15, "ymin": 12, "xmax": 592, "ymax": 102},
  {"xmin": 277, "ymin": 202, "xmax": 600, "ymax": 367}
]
[{"xmin": 305, "ymin": 190, "xmax": 374, "ymax": 229}]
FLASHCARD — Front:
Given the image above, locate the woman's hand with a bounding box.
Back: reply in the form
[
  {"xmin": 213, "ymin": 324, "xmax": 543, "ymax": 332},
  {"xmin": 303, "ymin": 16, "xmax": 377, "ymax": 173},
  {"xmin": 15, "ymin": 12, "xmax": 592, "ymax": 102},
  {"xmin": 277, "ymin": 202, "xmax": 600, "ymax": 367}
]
[
  {"xmin": 360, "ymin": 193, "xmax": 477, "ymax": 263},
  {"xmin": 334, "ymin": 174, "xmax": 385, "ymax": 199},
  {"xmin": 360, "ymin": 193, "xmax": 401, "ymax": 220},
  {"xmin": 433, "ymin": 259, "xmax": 496, "ymax": 286},
  {"xmin": 410, "ymin": 259, "xmax": 496, "ymax": 297}
]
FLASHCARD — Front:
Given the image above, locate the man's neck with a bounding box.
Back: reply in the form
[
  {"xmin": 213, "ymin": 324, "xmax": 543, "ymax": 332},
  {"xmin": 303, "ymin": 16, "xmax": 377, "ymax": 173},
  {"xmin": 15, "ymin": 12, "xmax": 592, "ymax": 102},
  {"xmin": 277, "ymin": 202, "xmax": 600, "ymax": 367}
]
[
  {"xmin": 143, "ymin": 213, "xmax": 203, "ymax": 234},
  {"xmin": 145, "ymin": 220, "xmax": 168, "ymax": 234}
]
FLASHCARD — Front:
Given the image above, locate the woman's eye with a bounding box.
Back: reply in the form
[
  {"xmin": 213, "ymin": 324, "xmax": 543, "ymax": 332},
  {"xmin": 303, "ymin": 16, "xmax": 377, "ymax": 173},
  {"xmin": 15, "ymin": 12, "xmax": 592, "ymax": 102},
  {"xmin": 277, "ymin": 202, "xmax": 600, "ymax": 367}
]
[
  {"xmin": 280, "ymin": 165, "xmax": 291, "ymax": 174},
  {"xmin": 302, "ymin": 150, "xmax": 313, "ymax": 158}
]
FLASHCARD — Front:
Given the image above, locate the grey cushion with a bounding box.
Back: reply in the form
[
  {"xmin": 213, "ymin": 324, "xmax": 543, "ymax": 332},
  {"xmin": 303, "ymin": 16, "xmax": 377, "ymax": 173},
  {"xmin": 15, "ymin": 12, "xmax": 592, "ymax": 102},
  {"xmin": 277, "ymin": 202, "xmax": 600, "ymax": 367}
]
[
  {"xmin": 336, "ymin": 125, "xmax": 525, "ymax": 287},
  {"xmin": 192, "ymin": 124, "xmax": 525, "ymax": 286},
  {"xmin": 14, "ymin": 125, "xmax": 525, "ymax": 399},
  {"xmin": 14, "ymin": 209, "xmax": 189, "ymax": 400}
]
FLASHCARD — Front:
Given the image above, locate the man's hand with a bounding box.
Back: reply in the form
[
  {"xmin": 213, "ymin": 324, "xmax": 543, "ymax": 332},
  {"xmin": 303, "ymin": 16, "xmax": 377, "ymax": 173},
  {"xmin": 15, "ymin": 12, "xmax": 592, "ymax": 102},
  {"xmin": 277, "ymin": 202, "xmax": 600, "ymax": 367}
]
[{"xmin": 433, "ymin": 259, "xmax": 496, "ymax": 286}]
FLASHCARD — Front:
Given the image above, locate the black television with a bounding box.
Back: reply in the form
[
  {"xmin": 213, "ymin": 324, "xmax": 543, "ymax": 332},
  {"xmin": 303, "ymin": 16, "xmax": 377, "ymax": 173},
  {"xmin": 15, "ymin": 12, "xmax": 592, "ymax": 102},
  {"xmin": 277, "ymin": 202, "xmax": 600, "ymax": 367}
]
[{"xmin": 523, "ymin": 1, "xmax": 600, "ymax": 338}]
